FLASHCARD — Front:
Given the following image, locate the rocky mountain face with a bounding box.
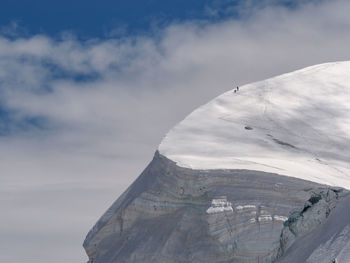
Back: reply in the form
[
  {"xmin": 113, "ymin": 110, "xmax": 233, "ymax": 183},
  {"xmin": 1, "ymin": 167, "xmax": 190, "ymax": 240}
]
[
  {"xmin": 84, "ymin": 62, "xmax": 350, "ymax": 262},
  {"xmin": 83, "ymin": 153, "xmax": 348, "ymax": 263},
  {"xmin": 279, "ymin": 193, "xmax": 350, "ymax": 263}
]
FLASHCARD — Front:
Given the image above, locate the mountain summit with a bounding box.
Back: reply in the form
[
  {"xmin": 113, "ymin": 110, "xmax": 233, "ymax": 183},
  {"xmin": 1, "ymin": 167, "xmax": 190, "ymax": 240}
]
[
  {"xmin": 160, "ymin": 61, "xmax": 350, "ymax": 188},
  {"xmin": 84, "ymin": 62, "xmax": 350, "ymax": 263}
]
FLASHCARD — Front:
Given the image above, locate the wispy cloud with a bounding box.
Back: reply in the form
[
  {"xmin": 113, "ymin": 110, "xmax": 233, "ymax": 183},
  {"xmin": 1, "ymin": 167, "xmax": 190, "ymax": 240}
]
[{"xmin": 1, "ymin": 0, "xmax": 350, "ymax": 262}]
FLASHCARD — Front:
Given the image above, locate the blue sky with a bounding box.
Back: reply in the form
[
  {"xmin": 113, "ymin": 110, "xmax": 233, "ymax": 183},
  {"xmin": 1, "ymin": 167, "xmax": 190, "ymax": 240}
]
[
  {"xmin": 1, "ymin": 1, "xmax": 350, "ymax": 263},
  {"xmin": 2, "ymin": 0, "xmax": 209, "ymax": 35},
  {"xmin": 1, "ymin": 0, "xmax": 308, "ymax": 38},
  {"xmin": 1, "ymin": 0, "xmax": 226, "ymax": 37}
]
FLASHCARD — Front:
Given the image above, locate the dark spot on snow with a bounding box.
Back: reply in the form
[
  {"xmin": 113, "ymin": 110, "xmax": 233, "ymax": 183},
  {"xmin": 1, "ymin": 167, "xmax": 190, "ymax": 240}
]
[
  {"xmin": 272, "ymin": 138, "xmax": 297, "ymax": 149},
  {"xmin": 266, "ymin": 134, "xmax": 297, "ymax": 148},
  {"xmin": 244, "ymin": 126, "xmax": 253, "ymax": 130}
]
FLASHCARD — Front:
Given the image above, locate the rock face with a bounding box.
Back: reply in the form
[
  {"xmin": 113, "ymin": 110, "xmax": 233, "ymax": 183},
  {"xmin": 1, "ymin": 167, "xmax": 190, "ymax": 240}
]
[
  {"xmin": 84, "ymin": 62, "xmax": 350, "ymax": 262},
  {"xmin": 83, "ymin": 153, "xmax": 348, "ymax": 263},
  {"xmin": 277, "ymin": 194, "xmax": 350, "ymax": 263}
]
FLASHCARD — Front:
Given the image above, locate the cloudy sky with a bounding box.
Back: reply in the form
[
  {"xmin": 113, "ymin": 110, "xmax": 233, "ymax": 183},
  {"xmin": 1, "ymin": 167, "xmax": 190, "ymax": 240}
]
[{"xmin": 1, "ymin": 0, "xmax": 350, "ymax": 262}]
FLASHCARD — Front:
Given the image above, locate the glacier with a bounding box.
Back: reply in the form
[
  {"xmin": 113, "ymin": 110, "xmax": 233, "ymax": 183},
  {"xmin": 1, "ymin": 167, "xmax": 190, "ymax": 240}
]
[
  {"xmin": 84, "ymin": 62, "xmax": 350, "ymax": 263},
  {"xmin": 159, "ymin": 61, "xmax": 350, "ymax": 189}
]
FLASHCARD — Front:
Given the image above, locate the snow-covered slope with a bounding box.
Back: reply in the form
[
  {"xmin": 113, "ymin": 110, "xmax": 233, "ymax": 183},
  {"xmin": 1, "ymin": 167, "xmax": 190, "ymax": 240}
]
[{"xmin": 159, "ymin": 62, "xmax": 350, "ymax": 189}]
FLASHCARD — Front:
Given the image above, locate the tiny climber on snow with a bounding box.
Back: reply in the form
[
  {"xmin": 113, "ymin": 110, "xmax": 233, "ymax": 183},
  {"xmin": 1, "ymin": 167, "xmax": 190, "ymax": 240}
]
[{"xmin": 233, "ymin": 86, "xmax": 239, "ymax": 93}]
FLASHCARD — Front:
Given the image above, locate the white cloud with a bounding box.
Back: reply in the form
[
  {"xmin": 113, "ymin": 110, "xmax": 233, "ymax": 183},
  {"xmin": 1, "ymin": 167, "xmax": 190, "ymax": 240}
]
[{"xmin": 1, "ymin": 0, "xmax": 350, "ymax": 262}]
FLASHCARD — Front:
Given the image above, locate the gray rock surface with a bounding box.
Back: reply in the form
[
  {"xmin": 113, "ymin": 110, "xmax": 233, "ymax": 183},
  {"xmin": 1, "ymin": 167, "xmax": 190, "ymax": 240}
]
[
  {"xmin": 83, "ymin": 152, "xmax": 348, "ymax": 263},
  {"xmin": 276, "ymin": 193, "xmax": 350, "ymax": 263}
]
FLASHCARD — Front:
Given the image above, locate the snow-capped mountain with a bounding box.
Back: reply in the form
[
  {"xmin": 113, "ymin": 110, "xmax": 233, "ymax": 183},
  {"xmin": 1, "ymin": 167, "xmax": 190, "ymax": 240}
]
[
  {"xmin": 159, "ymin": 61, "xmax": 350, "ymax": 189},
  {"xmin": 84, "ymin": 62, "xmax": 350, "ymax": 263}
]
